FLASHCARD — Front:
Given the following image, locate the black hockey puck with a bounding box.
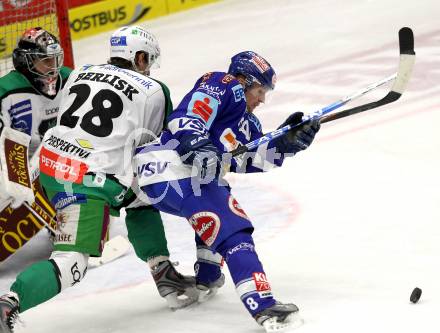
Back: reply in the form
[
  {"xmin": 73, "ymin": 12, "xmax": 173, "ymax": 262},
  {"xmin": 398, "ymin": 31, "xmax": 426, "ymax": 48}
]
[{"xmin": 410, "ymin": 287, "xmax": 422, "ymax": 303}]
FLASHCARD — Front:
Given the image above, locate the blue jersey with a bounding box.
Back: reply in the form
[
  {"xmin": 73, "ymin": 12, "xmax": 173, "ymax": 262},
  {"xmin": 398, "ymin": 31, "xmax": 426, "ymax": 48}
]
[
  {"xmin": 163, "ymin": 71, "xmax": 285, "ymax": 173},
  {"xmin": 136, "ymin": 73, "xmax": 282, "ymax": 316}
]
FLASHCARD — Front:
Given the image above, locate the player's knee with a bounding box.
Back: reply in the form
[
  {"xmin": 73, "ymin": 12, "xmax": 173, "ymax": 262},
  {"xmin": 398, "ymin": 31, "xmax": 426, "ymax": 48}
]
[{"xmin": 49, "ymin": 251, "xmax": 89, "ymax": 291}]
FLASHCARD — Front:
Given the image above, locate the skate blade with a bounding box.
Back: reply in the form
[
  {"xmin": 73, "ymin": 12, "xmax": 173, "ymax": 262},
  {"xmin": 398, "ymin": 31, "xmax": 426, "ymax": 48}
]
[
  {"xmin": 262, "ymin": 312, "xmax": 304, "ymax": 332},
  {"xmin": 165, "ymin": 291, "xmax": 199, "ymax": 311},
  {"xmin": 197, "ymin": 286, "xmax": 219, "ymax": 303}
]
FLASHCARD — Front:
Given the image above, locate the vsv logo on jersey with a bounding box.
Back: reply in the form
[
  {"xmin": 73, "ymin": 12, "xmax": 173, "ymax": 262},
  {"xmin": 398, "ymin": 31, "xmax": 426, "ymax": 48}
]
[
  {"xmin": 137, "ymin": 161, "xmax": 170, "ymax": 177},
  {"xmin": 187, "ymin": 92, "xmax": 218, "ymax": 129},
  {"xmin": 231, "ymin": 84, "xmax": 245, "ymax": 102},
  {"xmin": 175, "ymin": 118, "xmax": 206, "ymax": 134}
]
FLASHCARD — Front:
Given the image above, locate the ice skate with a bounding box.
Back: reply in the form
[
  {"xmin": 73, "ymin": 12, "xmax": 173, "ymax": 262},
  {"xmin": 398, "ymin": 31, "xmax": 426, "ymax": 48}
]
[
  {"xmin": 0, "ymin": 293, "xmax": 20, "ymax": 333},
  {"xmin": 194, "ymin": 251, "xmax": 225, "ymax": 303},
  {"xmin": 196, "ymin": 273, "xmax": 225, "ymax": 303},
  {"xmin": 151, "ymin": 260, "xmax": 198, "ymax": 310},
  {"xmin": 254, "ymin": 301, "xmax": 303, "ymax": 332}
]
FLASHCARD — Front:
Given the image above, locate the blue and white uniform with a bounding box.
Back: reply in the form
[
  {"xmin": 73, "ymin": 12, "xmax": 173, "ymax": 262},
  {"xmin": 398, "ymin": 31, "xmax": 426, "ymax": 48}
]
[{"xmin": 135, "ymin": 71, "xmax": 290, "ymax": 317}]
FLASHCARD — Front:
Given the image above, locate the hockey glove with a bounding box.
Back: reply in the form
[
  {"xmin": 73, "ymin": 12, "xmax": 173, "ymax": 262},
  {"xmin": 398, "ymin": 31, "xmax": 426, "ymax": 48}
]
[
  {"xmin": 177, "ymin": 134, "xmax": 222, "ymax": 181},
  {"xmin": 274, "ymin": 112, "xmax": 320, "ymax": 154}
]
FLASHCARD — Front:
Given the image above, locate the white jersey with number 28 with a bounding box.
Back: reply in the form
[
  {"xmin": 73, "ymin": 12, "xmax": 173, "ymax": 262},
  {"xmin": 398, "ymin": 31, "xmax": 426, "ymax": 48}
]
[{"xmin": 40, "ymin": 64, "xmax": 167, "ymax": 187}]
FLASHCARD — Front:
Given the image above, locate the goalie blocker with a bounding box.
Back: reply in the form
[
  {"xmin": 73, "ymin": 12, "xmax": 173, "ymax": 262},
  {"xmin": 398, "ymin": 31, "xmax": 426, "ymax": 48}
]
[{"xmin": 0, "ymin": 128, "xmax": 56, "ymax": 263}]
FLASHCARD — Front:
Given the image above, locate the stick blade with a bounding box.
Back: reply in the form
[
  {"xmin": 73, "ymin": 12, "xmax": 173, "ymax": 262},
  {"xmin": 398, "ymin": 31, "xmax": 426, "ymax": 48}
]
[
  {"xmin": 399, "ymin": 27, "xmax": 415, "ymax": 55},
  {"xmin": 321, "ymin": 27, "xmax": 416, "ymax": 124},
  {"xmin": 89, "ymin": 235, "xmax": 131, "ymax": 267}
]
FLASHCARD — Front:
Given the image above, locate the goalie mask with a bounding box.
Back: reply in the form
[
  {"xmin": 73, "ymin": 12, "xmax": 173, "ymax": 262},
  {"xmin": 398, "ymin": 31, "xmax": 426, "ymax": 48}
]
[
  {"xmin": 109, "ymin": 25, "xmax": 161, "ymax": 75},
  {"xmin": 12, "ymin": 27, "xmax": 64, "ymax": 95}
]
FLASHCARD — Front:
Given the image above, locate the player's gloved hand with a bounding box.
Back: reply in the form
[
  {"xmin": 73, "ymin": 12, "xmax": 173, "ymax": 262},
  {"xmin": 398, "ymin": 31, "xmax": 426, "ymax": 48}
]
[
  {"xmin": 177, "ymin": 134, "xmax": 222, "ymax": 181},
  {"xmin": 274, "ymin": 112, "xmax": 320, "ymax": 154}
]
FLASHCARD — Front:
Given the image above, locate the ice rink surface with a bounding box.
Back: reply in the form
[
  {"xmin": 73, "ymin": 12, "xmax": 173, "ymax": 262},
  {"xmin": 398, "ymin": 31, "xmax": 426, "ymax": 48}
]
[{"xmin": 1, "ymin": 0, "xmax": 439, "ymax": 332}]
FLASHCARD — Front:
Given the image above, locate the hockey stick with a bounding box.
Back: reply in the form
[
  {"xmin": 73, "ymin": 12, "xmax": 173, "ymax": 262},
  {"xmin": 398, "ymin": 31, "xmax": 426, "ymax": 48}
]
[
  {"xmin": 23, "ymin": 201, "xmax": 130, "ymax": 266},
  {"xmin": 230, "ymin": 27, "xmax": 415, "ymax": 157},
  {"xmin": 320, "ymin": 27, "xmax": 415, "ymax": 124},
  {"xmin": 23, "ymin": 201, "xmax": 57, "ymax": 234}
]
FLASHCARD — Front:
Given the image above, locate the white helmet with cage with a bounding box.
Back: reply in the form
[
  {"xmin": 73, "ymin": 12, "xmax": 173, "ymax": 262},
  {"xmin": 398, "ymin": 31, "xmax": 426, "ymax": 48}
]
[{"xmin": 109, "ymin": 25, "xmax": 161, "ymax": 74}]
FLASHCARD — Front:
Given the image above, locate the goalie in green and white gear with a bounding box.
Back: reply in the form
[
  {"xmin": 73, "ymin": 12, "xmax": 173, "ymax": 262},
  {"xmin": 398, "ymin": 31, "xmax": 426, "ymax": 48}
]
[
  {"xmin": 0, "ymin": 27, "xmax": 72, "ymax": 158},
  {"xmin": 0, "ymin": 27, "xmax": 71, "ymax": 216}
]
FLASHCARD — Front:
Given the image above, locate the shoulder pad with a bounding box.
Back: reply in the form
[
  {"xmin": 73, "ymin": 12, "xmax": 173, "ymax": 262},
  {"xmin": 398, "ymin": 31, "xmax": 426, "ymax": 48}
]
[
  {"xmin": 0, "ymin": 71, "xmax": 32, "ymax": 99},
  {"xmin": 60, "ymin": 66, "xmax": 73, "ymax": 80}
]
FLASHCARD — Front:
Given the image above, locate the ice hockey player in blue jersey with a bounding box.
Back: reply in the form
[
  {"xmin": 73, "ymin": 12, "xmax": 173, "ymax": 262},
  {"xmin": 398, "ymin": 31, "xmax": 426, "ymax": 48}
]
[{"xmin": 135, "ymin": 51, "xmax": 320, "ymax": 332}]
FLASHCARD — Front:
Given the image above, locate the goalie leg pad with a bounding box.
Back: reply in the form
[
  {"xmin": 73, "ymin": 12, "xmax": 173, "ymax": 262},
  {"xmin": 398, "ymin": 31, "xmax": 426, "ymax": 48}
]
[{"xmin": 49, "ymin": 251, "xmax": 89, "ymax": 291}]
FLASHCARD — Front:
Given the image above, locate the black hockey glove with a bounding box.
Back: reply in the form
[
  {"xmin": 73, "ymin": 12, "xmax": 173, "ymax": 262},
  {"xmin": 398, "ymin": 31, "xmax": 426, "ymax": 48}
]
[
  {"xmin": 177, "ymin": 134, "xmax": 222, "ymax": 181},
  {"xmin": 274, "ymin": 112, "xmax": 320, "ymax": 154}
]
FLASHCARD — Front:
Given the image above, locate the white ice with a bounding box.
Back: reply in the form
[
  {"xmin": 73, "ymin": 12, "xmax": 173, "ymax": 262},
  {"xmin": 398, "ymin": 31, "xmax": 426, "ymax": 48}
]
[{"xmin": 1, "ymin": 0, "xmax": 439, "ymax": 332}]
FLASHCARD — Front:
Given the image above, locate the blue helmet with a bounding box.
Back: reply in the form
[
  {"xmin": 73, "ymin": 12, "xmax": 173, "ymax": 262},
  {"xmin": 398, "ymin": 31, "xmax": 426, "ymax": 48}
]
[{"xmin": 227, "ymin": 51, "xmax": 276, "ymax": 90}]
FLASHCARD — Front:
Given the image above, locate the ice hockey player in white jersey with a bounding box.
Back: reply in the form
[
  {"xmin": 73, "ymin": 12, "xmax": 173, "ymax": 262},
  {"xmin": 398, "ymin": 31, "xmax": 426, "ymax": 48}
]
[
  {"xmin": 106, "ymin": 26, "xmax": 198, "ymax": 310},
  {"xmin": 0, "ymin": 25, "xmax": 193, "ymax": 333}
]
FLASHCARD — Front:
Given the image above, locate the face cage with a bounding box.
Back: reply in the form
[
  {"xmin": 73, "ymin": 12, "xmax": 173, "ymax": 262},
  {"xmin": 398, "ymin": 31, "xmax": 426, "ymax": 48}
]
[
  {"xmin": 25, "ymin": 51, "xmax": 64, "ymax": 77},
  {"xmin": 148, "ymin": 53, "xmax": 161, "ymax": 70},
  {"xmin": 132, "ymin": 51, "xmax": 161, "ymax": 75}
]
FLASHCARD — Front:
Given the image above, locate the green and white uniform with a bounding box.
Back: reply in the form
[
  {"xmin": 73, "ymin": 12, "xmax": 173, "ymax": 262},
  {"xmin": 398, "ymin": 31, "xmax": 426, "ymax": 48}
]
[
  {"xmin": 8, "ymin": 64, "xmax": 174, "ymax": 313},
  {"xmin": 0, "ymin": 66, "xmax": 170, "ymax": 262},
  {"xmin": 39, "ymin": 63, "xmax": 171, "ymax": 256}
]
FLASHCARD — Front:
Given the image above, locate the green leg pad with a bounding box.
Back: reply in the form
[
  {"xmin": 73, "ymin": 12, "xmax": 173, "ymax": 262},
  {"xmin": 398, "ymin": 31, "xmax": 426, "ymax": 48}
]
[{"xmin": 11, "ymin": 260, "xmax": 60, "ymax": 312}]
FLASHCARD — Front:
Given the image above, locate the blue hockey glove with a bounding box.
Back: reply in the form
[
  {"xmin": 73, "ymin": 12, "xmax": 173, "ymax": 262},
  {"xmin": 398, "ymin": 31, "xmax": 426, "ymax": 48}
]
[
  {"xmin": 177, "ymin": 134, "xmax": 222, "ymax": 181},
  {"xmin": 274, "ymin": 112, "xmax": 320, "ymax": 154}
]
